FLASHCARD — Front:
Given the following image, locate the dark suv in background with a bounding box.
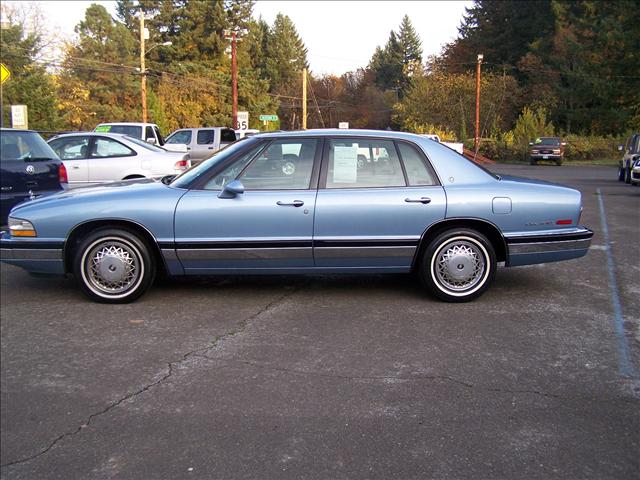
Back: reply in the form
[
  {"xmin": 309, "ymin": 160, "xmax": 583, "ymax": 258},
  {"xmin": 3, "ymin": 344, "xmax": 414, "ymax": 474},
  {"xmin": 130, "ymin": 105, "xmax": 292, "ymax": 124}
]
[
  {"xmin": 618, "ymin": 133, "xmax": 640, "ymax": 183},
  {"xmin": 0, "ymin": 129, "xmax": 67, "ymax": 225},
  {"xmin": 529, "ymin": 137, "xmax": 565, "ymax": 165}
]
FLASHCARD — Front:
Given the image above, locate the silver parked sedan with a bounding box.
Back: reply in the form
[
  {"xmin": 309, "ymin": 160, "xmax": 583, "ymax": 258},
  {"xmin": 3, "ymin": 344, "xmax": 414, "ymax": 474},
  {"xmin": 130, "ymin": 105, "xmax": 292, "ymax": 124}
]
[{"xmin": 48, "ymin": 133, "xmax": 190, "ymax": 186}]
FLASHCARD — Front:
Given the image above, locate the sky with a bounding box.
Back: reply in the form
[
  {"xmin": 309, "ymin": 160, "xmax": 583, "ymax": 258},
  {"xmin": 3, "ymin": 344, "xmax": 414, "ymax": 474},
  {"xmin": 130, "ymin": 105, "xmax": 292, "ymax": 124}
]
[{"xmin": 5, "ymin": 0, "xmax": 471, "ymax": 75}]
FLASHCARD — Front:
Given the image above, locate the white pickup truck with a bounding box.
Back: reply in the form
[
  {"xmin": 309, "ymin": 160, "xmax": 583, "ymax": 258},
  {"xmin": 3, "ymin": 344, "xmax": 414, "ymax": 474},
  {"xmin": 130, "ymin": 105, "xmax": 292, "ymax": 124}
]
[{"xmin": 420, "ymin": 134, "xmax": 464, "ymax": 155}]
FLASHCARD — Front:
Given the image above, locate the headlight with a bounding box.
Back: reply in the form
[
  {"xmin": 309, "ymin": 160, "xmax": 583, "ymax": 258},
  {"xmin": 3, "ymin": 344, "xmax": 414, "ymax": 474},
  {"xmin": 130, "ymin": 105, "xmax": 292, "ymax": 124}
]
[
  {"xmin": 531, "ymin": 149, "xmax": 539, "ymax": 154},
  {"xmin": 8, "ymin": 218, "xmax": 37, "ymax": 237}
]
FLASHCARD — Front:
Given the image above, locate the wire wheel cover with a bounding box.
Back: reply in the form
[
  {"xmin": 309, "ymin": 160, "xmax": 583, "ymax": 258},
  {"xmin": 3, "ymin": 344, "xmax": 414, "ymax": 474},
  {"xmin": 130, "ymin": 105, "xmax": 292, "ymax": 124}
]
[
  {"xmin": 434, "ymin": 239, "xmax": 486, "ymax": 292},
  {"xmin": 86, "ymin": 240, "xmax": 141, "ymax": 295}
]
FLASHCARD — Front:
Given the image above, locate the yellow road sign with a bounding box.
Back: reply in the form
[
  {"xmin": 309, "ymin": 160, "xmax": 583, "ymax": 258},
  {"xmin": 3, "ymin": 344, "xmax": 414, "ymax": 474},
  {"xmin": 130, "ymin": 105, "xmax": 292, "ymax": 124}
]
[{"xmin": 0, "ymin": 64, "xmax": 10, "ymax": 84}]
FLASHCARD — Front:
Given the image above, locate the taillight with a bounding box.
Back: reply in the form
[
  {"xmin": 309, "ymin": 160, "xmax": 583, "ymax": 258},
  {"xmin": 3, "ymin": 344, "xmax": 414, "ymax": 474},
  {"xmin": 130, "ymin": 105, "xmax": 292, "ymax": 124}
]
[
  {"xmin": 174, "ymin": 160, "xmax": 190, "ymax": 170},
  {"xmin": 59, "ymin": 163, "xmax": 68, "ymax": 184}
]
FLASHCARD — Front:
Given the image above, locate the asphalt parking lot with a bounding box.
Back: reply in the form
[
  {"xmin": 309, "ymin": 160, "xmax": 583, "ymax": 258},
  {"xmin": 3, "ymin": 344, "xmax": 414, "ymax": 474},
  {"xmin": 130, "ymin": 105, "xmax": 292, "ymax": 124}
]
[{"xmin": 1, "ymin": 164, "xmax": 638, "ymax": 480}]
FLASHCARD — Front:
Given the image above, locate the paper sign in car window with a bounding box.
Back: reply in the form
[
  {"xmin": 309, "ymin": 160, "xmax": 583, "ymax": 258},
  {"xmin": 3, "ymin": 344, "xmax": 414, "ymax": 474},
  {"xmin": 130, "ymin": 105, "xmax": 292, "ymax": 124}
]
[
  {"xmin": 333, "ymin": 145, "xmax": 358, "ymax": 183},
  {"xmin": 95, "ymin": 125, "xmax": 111, "ymax": 132}
]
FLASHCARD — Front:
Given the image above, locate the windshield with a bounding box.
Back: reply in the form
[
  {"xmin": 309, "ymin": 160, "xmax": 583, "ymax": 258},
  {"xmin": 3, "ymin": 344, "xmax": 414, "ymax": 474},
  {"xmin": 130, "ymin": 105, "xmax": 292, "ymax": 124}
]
[
  {"xmin": 170, "ymin": 137, "xmax": 252, "ymax": 188},
  {"xmin": 1, "ymin": 130, "xmax": 59, "ymax": 161},
  {"xmin": 534, "ymin": 137, "xmax": 561, "ymax": 146},
  {"xmin": 124, "ymin": 135, "xmax": 166, "ymax": 152},
  {"xmin": 96, "ymin": 125, "xmax": 143, "ymax": 138}
]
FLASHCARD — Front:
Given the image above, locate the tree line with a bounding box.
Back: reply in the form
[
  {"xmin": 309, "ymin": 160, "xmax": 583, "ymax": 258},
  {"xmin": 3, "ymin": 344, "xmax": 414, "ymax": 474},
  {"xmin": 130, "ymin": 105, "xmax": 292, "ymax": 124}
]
[{"xmin": 1, "ymin": 0, "xmax": 638, "ymax": 156}]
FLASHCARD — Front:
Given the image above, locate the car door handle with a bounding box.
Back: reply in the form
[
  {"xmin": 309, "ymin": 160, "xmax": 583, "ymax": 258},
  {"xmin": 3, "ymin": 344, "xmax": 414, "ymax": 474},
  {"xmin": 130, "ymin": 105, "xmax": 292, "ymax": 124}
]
[
  {"xmin": 72, "ymin": 165, "xmax": 80, "ymax": 169},
  {"xmin": 207, "ymin": 146, "xmax": 214, "ymax": 150},
  {"xmin": 277, "ymin": 200, "xmax": 304, "ymax": 207},
  {"xmin": 404, "ymin": 197, "xmax": 432, "ymax": 204}
]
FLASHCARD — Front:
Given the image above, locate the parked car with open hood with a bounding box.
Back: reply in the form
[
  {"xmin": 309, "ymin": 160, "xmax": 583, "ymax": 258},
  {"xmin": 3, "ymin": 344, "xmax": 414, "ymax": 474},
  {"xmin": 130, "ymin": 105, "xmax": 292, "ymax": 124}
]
[
  {"xmin": 1, "ymin": 130, "xmax": 593, "ymax": 303},
  {"xmin": 48, "ymin": 132, "xmax": 190, "ymax": 186}
]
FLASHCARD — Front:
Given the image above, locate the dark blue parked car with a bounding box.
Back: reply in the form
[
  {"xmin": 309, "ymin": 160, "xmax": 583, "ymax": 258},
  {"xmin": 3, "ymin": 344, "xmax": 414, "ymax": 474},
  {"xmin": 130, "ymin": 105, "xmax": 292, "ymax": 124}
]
[{"xmin": 0, "ymin": 128, "xmax": 67, "ymax": 225}]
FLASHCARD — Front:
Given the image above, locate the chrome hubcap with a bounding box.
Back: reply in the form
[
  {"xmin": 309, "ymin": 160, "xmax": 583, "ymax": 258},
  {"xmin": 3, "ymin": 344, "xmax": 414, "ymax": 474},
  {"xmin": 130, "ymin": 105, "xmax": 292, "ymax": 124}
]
[
  {"xmin": 434, "ymin": 239, "xmax": 485, "ymax": 292},
  {"xmin": 85, "ymin": 240, "xmax": 140, "ymax": 295}
]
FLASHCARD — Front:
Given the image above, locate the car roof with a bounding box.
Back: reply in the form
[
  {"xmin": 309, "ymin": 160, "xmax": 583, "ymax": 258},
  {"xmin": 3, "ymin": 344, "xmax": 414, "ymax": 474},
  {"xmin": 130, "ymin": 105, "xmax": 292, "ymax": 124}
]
[
  {"xmin": 251, "ymin": 129, "xmax": 428, "ymax": 142},
  {"xmin": 50, "ymin": 132, "xmax": 129, "ymax": 138}
]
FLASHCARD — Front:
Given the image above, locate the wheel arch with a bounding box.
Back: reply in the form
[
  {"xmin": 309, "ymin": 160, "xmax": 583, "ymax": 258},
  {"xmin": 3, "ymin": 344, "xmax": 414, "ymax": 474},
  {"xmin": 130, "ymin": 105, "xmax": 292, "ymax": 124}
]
[
  {"xmin": 411, "ymin": 217, "xmax": 507, "ymax": 271},
  {"xmin": 64, "ymin": 219, "xmax": 168, "ymax": 277}
]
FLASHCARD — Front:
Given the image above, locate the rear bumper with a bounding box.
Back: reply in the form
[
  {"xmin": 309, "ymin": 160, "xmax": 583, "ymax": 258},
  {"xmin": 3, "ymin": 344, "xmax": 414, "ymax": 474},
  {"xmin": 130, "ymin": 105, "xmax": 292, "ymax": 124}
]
[
  {"xmin": 505, "ymin": 227, "xmax": 593, "ymax": 267},
  {"xmin": 0, "ymin": 234, "xmax": 65, "ymax": 274}
]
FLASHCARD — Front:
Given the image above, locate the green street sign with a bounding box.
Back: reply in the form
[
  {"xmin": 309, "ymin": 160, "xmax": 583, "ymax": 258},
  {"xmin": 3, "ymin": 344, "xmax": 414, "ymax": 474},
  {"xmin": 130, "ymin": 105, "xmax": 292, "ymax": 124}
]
[{"xmin": 259, "ymin": 114, "xmax": 278, "ymax": 121}]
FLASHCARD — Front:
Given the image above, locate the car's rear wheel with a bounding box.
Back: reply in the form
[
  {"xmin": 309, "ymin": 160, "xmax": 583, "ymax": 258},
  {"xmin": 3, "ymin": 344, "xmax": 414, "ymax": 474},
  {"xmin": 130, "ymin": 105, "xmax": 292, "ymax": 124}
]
[
  {"xmin": 530, "ymin": 159, "xmax": 537, "ymax": 165},
  {"xmin": 555, "ymin": 159, "xmax": 562, "ymax": 166},
  {"xmin": 73, "ymin": 228, "xmax": 155, "ymax": 303},
  {"xmin": 419, "ymin": 229, "xmax": 496, "ymax": 302}
]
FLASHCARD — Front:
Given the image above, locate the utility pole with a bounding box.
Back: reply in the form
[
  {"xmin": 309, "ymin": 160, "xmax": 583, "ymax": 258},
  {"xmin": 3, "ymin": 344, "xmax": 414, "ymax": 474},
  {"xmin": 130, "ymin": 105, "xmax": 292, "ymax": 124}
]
[
  {"xmin": 140, "ymin": 14, "xmax": 147, "ymax": 123},
  {"xmin": 474, "ymin": 54, "xmax": 483, "ymax": 155},
  {"xmin": 302, "ymin": 68, "xmax": 307, "ymax": 130},
  {"xmin": 231, "ymin": 31, "xmax": 238, "ymax": 130}
]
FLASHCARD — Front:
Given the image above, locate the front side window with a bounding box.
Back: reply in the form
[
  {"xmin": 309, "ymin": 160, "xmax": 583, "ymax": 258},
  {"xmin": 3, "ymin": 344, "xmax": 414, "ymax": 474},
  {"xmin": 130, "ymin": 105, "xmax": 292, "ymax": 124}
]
[
  {"xmin": 220, "ymin": 128, "xmax": 237, "ymax": 143},
  {"xmin": 91, "ymin": 138, "xmax": 135, "ymax": 158},
  {"xmin": 238, "ymin": 139, "xmax": 317, "ymax": 190},
  {"xmin": 197, "ymin": 130, "xmax": 215, "ymax": 145},
  {"xmin": 49, "ymin": 137, "xmax": 90, "ymax": 160},
  {"xmin": 326, "ymin": 138, "xmax": 405, "ymax": 188},
  {"xmin": 204, "ymin": 143, "xmax": 266, "ymax": 190},
  {"xmin": 166, "ymin": 130, "xmax": 192, "ymax": 145}
]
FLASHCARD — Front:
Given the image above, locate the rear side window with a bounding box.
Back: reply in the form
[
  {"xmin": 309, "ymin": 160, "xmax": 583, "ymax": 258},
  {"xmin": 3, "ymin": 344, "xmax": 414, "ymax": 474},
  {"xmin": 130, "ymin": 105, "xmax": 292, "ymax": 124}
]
[
  {"xmin": 91, "ymin": 138, "xmax": 135, "ymax": 158},
  {"xmin": 197, "ymin": 130, "xmax": 215, "ymax": 145},
  {"xmin": 326, "ymin": 138, "xmax": 405, "ymax": 188},
  {"xmin": 397, "ymin": 142, "xmax": 437, "ymax": 186},
  {"xmin": 1, "ymin": 131, "xmax": 58, "ymax": 162}
]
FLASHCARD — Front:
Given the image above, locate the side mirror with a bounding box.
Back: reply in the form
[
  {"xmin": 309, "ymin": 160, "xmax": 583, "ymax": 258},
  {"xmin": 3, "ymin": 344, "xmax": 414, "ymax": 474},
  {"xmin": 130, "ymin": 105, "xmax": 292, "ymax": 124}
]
[
  {"xmin": 146, "ymin": 137, "xmax": 157, "ymax": 145},
  {"xmin": 218, "ymin": 179, "xmax": 244, "ymax": 198}
]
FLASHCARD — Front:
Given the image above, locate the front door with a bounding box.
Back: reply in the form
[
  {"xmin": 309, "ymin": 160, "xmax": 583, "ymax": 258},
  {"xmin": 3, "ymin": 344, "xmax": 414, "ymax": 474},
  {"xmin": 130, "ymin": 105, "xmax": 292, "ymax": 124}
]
[
  {"xmin": 313, "ymin": 137, "xmax": 446, "ymax": 270},
  {"xmin": 174, "ymin": 138, "xmax": 321, "ymax": 273}
]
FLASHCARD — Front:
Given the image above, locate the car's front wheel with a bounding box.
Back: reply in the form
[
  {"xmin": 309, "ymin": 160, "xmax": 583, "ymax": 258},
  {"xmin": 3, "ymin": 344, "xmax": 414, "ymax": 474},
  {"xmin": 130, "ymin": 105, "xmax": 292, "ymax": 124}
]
[
  {"xmin": 419, "ymin": 229, "xmax": 496, "ymax": 302},
  {"xmin": 73, "ymin": 228, "xmax": 156, "ymax": 303}
]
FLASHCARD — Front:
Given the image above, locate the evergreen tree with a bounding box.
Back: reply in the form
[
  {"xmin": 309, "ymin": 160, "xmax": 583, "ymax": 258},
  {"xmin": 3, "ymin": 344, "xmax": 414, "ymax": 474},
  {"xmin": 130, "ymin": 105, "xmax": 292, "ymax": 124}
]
[
  {"xmin": 60, "ymin": 4, "xmax": 139, "ymax": 127},
  {"xmin": 369, "ymin": 31, "xmax": 403, "ymax": 94},
  {"xmin": 397, "ymin": 15, "xmax": 422, "ymax": 76}
]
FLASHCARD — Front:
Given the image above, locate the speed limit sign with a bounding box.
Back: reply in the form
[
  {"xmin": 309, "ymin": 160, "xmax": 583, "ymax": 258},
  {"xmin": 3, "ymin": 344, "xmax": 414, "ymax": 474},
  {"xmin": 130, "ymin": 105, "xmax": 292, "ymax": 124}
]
[{"xmin": 236, "ymin": 111, "xmax": 249, "ymax": 131}]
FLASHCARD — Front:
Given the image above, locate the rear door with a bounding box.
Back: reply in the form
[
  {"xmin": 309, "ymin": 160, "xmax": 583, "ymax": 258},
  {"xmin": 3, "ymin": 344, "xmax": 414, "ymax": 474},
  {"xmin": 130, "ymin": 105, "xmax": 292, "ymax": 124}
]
[
  {"xmin": 88, "ymin": 136, "xmax": 138, "ymax": 182},
  {"xmin": 313, "ymin": 137, "xmax": 446, "ymax": 270}
]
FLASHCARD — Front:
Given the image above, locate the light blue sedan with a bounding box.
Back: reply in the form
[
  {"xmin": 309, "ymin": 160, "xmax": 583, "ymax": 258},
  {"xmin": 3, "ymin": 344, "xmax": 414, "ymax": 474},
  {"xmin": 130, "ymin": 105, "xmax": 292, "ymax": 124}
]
[{"xmin": 0, "ymin": 130, "xmax": 593, "ymax": 303}]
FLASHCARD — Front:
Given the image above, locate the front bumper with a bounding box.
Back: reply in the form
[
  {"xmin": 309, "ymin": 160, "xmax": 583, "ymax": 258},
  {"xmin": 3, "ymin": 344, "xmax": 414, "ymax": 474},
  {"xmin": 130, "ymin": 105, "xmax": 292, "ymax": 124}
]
[
  {"xmin": 505, "ymin": 227, "xmax": 593, "ymax": 267},
  {"xmin": 0, "ymin": 233, "xmax": 65, "ymax": 274},
  {"xmin": 530, "ymin": 154, "xmax": 562, "ymax": 161}
]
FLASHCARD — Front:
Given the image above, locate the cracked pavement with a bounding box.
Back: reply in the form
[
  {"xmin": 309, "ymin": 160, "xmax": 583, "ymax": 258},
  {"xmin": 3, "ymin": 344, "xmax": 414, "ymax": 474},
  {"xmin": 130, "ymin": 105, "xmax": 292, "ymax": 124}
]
[{"xmin": 1, "ymin": 165, "xmax": 639, "ymax": 479}]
